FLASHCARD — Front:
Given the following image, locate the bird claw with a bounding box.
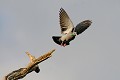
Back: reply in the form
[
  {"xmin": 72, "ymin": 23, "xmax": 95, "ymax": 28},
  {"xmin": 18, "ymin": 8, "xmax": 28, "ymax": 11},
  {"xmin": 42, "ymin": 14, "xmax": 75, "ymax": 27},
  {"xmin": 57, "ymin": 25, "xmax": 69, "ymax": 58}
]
[{"xmin": 63, "ymin": 44, "xmax": 66, "ymax": 47}]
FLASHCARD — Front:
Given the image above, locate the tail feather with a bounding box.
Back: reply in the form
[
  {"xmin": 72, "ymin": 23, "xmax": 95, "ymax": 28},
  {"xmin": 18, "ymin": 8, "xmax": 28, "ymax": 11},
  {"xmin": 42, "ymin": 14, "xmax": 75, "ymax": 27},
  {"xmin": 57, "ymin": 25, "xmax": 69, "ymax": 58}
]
[{"xmin": 52, "ymin": 36, "xmax": 62, "ymax": 45}]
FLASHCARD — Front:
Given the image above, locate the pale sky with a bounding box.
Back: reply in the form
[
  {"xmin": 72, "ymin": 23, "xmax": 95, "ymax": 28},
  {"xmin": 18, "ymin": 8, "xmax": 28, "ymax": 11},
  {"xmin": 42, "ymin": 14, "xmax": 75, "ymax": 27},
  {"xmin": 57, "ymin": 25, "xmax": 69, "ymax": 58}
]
[{"xmin": 0, "ymin": 0, "xmax": 120, "ymax": 80}]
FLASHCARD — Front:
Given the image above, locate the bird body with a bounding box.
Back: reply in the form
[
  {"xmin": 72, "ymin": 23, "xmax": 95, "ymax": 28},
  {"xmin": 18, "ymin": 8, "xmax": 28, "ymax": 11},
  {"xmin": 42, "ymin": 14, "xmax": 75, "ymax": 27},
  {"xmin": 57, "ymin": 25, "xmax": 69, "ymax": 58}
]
[
  {"xmin": 52, "ymin": 8, "xmax": 92, "ymax": 47},
  {"xmin": 60, "ymin": 32, "xmax": 76, "ymax": 41}
]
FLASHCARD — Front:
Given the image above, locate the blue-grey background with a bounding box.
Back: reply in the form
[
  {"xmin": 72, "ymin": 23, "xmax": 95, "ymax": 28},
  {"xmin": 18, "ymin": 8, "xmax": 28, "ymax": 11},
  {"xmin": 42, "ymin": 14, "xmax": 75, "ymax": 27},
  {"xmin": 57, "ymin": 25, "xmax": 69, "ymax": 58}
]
[{"xmin": 0, "ymin": 0, "xmax": 120, "ymax": 80}]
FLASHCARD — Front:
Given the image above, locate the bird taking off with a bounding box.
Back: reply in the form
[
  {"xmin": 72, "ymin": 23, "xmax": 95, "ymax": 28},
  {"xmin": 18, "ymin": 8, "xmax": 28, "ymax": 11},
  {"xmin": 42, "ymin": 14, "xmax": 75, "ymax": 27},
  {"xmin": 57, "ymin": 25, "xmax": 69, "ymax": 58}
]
[{"xmin": 52, "ymin": 8, "xmax": 92, "ymax": 47}]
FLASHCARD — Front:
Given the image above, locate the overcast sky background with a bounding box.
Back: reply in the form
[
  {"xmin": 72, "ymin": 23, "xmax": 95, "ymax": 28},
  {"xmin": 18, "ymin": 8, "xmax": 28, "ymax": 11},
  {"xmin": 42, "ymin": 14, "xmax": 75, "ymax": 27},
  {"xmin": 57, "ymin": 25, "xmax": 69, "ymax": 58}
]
[{"xmin": 0, "ymin": 0, "xmax": 120, "ymax": 80}]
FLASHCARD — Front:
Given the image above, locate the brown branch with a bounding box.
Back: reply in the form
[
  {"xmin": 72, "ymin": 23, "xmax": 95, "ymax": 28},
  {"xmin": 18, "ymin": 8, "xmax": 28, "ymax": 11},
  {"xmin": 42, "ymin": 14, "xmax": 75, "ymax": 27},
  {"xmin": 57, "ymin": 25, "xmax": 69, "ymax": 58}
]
[{"xmin": 5, "ymin": 49, "xmax": 56, "ymax": 80}]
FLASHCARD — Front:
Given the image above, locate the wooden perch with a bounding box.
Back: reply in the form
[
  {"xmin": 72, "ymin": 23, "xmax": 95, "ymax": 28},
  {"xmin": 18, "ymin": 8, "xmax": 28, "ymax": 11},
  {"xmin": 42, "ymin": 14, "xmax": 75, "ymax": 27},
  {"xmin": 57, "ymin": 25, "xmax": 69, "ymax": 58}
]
[{"xmin": 4, "ymin": 49, "xmax": 56, "ymax": 80}]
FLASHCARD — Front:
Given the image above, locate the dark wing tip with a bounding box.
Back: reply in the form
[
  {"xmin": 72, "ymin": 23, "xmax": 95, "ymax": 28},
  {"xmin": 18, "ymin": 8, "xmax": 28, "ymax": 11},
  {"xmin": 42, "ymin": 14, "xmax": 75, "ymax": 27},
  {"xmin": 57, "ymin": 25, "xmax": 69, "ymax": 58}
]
[
  {"xmin": 60, "ymin": 7, "xmax": 64, "ymax": 11},
  {"xmin": 59, "ymin": 7, "xmax": 66, "ymax": 15},
  {"xmin": 75, "ymin": 20, "xmax": 92, "ymax": 35},
  {"xmin": 52, "ymin": 36, "xmax": 62, "ymax": 45}
]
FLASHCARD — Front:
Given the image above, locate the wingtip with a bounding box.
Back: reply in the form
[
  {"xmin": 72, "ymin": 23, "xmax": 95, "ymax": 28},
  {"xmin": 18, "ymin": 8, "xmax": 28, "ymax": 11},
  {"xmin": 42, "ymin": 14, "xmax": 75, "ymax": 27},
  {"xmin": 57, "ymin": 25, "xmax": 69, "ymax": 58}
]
[
  {"xmin": 60, "ymin": 7, "xmax": 63, "ymax": 10},
  {"xmin": 60, "ymin": 7, "xmax": 65, "ymax": 12}
]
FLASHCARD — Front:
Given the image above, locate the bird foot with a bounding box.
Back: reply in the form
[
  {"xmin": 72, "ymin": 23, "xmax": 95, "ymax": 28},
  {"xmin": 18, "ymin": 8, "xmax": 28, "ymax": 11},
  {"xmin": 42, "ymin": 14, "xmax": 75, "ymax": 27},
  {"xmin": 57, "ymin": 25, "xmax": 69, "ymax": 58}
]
[{"xmin": 60, "ymin": 43, "xmax": 66, "ymax": 47}]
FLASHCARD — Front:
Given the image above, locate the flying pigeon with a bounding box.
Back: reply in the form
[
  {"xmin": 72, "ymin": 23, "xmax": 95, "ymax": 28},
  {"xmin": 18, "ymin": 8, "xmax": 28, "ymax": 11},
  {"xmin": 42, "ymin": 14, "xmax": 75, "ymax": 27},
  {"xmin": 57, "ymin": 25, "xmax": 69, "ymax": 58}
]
[{"xmin": 52, "ymin": 8, "xmax": 92, "ymax": 47}]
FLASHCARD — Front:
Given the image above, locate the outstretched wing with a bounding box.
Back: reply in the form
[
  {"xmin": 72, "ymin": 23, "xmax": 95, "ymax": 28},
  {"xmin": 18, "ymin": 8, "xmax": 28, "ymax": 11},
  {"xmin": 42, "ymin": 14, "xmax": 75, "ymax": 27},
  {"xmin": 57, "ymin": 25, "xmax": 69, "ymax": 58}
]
[
  {"xmin": 59, "ymin": 8, "xmax": 74, "ymax": 34},
  {"xmin": 75, "ymin": 20, "xmax": 92, "ymax": 35}
]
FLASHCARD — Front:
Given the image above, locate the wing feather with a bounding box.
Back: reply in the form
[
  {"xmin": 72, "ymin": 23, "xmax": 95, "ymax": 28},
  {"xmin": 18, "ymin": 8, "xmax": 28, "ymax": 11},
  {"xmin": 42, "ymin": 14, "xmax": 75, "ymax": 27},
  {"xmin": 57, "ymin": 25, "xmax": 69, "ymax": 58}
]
[
  {"xmin": 59, "ymin": 8, "xmax": 74, "ymax": 34},
  {"xmin": 75, "ymin": 20, "xmax": 92, "ymax": 35}
]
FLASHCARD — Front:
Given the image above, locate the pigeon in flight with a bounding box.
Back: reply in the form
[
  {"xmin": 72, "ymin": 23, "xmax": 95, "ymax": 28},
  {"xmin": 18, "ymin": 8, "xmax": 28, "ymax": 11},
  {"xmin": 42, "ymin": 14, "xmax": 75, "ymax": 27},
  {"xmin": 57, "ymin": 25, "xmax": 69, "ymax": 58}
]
[{"xmin": 52, "ymin": 8, "xmax": 92, "ymax": 47}]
